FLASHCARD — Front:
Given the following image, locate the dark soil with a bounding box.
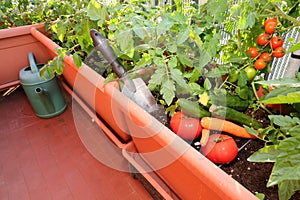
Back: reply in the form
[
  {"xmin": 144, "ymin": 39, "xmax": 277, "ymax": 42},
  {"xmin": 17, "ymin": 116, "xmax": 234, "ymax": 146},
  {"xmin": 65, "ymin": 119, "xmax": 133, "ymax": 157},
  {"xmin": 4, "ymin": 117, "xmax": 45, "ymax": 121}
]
[
  {"xmin": 189, "ymin": 107, "xmax": 300, "ymax": 200},
  {"xmin": 222, "ymin": 138, "xmax": 300, "ymax": 200}
]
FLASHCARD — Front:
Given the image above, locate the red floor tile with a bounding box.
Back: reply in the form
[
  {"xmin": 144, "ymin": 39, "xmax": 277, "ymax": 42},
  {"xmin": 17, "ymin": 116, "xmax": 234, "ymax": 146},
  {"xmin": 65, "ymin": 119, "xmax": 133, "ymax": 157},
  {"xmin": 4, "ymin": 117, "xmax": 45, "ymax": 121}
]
[{"xmin": 0, "ymin": 87, "xmax": 152, "ymax": 200}]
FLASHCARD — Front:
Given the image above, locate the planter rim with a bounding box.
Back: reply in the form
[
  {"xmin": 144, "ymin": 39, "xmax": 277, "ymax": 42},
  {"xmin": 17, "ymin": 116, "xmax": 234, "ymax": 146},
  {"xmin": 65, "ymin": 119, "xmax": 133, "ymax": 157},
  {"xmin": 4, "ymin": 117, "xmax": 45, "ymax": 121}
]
[{"xmin": 0, "ymin": 23, "xmax": 45, "ymax": 40}]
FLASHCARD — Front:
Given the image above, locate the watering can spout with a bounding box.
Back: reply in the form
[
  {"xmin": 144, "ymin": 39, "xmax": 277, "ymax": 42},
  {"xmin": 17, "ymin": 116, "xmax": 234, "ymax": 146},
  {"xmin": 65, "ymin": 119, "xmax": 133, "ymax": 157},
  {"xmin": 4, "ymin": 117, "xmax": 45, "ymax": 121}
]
[{"xmin": 35, "ymin": 87, "xmax": 55, "ymax": 114}]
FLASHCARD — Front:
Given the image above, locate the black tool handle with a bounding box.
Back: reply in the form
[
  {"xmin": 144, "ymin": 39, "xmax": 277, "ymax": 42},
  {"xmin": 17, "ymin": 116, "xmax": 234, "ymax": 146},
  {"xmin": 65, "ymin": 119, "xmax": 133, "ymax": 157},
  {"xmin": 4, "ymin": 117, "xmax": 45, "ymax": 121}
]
[{"xmin": 90, "ymin": 29, "xmax": 126, "ymax": 78}]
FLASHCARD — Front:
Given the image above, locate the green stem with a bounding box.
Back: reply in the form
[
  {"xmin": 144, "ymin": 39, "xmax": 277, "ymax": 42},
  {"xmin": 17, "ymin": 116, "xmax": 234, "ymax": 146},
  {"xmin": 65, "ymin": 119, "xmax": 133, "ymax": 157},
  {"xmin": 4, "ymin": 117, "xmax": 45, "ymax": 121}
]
[
  {"xmin": 237, "ymin": 29, "xmax": 242, "ymax": 50},
  {"xmin": 251, "ymin": 82, "xmax": 273, "ymax": 115},
  {"xmin": 267, "ymin": 3, "xmax": 300, "ymax": 26}
]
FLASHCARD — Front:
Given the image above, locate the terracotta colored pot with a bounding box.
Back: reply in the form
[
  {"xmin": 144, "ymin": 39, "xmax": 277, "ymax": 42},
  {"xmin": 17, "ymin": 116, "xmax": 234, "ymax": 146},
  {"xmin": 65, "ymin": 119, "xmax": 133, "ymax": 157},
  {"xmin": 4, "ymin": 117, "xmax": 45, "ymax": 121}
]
[
  {"xmin": 2, "ymin": 24, "xmax": 258, "ymax": 199},
  {"xmin": 0, "ymin": 24, "xmax": 51, "ymax": 88}
]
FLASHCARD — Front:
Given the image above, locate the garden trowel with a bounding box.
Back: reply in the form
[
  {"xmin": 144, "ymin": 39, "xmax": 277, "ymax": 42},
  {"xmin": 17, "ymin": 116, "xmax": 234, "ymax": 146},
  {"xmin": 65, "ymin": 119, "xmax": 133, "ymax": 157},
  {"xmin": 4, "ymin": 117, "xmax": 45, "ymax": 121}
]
[{"xmin": 90, "ymin": 29, "xmax": 167, "ymax": 124}]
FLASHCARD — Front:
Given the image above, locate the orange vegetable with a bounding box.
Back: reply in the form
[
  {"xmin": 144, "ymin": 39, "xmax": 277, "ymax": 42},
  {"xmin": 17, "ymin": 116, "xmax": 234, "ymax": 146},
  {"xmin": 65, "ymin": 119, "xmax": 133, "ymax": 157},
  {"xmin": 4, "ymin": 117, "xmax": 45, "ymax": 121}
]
[
  {"xmin": 200, "ymin": 117, "xmax": 256, "ymax": 139},
  {"xmin": 200, "ymin": 129, "xmax": 211, "ymax": 146}
]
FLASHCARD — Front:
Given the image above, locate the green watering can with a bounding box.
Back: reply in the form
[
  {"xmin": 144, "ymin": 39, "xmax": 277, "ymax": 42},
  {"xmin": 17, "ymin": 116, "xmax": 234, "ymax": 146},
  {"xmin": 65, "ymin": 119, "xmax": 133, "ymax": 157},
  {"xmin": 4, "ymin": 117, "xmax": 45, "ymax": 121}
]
[{"xmin": 19, "ymin": 52, "xmax": 66, "ymax": 118}]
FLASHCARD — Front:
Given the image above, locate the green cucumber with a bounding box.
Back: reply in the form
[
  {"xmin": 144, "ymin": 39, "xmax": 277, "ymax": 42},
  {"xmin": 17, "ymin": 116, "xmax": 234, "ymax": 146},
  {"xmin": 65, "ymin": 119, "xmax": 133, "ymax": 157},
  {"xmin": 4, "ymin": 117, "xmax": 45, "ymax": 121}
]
[
  {"xmin": 210, "ymin": 94, "xmax": 249, "ymax": 111},
  {"xmin": 178, "ymin": 98, "xmax": 211, "ymax": 118},
  {"xmin": 210, "ymin": 105, "xmax": 263, "ymax": 129}
]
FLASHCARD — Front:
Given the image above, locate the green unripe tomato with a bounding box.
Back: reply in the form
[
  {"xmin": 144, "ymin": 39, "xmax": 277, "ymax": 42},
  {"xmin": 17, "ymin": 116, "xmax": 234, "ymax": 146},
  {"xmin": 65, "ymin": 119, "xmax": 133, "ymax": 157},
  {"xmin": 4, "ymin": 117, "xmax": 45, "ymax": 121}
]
[
  {"xmin": 228, "ymin": 70, "xmax": 239, "ymax": 83},
  {"xmin": 244, "ymin": 66, "xmax": 257, "ymax": 81}
]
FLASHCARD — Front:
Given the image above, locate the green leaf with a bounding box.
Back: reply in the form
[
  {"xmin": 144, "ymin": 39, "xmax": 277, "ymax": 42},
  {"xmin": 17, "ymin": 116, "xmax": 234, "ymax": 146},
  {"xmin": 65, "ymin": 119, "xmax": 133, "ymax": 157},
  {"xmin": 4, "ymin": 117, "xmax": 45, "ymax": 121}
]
[
  {"xmin": 261, "ymin": 91, "xmax": 300, "ymax": 104},
  {"xmin": 196, "ymin": 48, "xmax": 211, "ymax": 70},
  {"xmin": 267, "ymin": 137, "xmax": 300, "ymax": 187},
  {"xmin": 161, "ymin": 79, "xmax": 175, "ymax": 106},
  {"xmin": 246, "ymin": 12, "xmax": 256, "ymax": 28},
  {"xmin": 268, "ymin": 115, "xmax": 300, "ymax": 128},
  {"xmin": 237, "ymin": 12, "xmax": 247, "ymax": 29},
  {"xmin": 134, "ymin": 53, "xmax": 152, "ymax": 69},
  {"xmin": 287, "ymin": 42, "xmax": 300, "ymax": 54},
  {"xmin": 148, "ymin": 68, "xmax": 165, "ymax": 90},
  {"xmin": 255, "ymin": 193, "xmax": 265, "ymax": 200},
  {"xmin": 207, "ymin": 0, "xmax": 227, "ymax": 23},
  {"xmin": 87, "ymin": 0, "xmax": 103, "ymax": 21},
  {"xmin": 205, "ymin": 67, "xmax": 228, "ymax": 78},
  {"xmin": 135, "ymin": 44, "xmax": 151, "ymax": 51},
  {"xmin": 203, "ymin": 33, "xmax": 221, "ymax": 58},
  {"xmin": 204, "ymin": 78, "xmax": 212, "ymax": 90},
  {"xmin": 156, "ymin": 18, "xmax": 174, "ymax": 36},
  {"xmin": 56, "ymin": 23, "xmax": 67, "ymax": 43},
  {"xmin": 167, "ymin": 43, "xmax": 177, "ymax": 53},
  {"xmin": 73, "ymin": 52, "xmax": 82, "ymax": 68},
  {"xmin": 177, "ymin": 29, "xmax": 189, "ymax": 45},
  {"xmin": 170, "ymin": 68, "xmax": 189, "ymax": 90},
  {"xmin": 244, "ymin": 126, "xmax": 260, "ymax": 138},
  {"xmin": 247, "ymin": 145, "xmax": 279, "ymax": 163},
  {"xmin": 278, "ymin": 180, "xmax": 300, "ymax": 200},
  {"xmin": 153, "ymin": 56, "xmax": 167, "ymax": 68},
  {"xmin": 227, "ymin": 55, "xmax": 247, "ymax": 64},
  {"xmin": 255, "ymin": 78, "xmax": 300, "ymax": 87},
  {"xmin": 117, "ymin": 30, "xmax": 134, "ymax": 58},
  {"xmin": 168, "ymin": 56, "xmax": 177, "ymax": 68},
  {"xmin": 229, "ymin": 4, "xmax": 241, "ymax": 16},
  {"xmin": 238, "ymin": 70, "xmax": 248, "ymax": 88},
  {"xmin": 236, "ymin": 86, "xmax": 249, "ymax": 100},
  {"xmin": 187, "ymin": 69, "xmax": 202, "ymax": 83},
  {"xmin": 133, "ymin": 26, "xmax": 145, "ymax": 40},
  {"xmin": 177, "ymin": 53, "xmax": 193, "ymax": 67}
]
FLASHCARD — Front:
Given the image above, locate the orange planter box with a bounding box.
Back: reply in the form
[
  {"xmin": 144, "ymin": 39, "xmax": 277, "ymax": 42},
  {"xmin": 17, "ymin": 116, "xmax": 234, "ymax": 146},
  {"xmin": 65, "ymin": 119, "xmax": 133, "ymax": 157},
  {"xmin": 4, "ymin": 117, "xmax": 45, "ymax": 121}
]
[{"xmin": 1, "ymin": 24, "xmax": 258, "ymax": 199}]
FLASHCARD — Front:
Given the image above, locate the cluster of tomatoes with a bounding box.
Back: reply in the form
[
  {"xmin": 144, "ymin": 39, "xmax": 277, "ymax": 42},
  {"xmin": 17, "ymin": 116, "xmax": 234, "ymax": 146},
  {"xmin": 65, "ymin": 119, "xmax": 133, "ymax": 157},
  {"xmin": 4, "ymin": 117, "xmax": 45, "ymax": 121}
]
[
  {"xmin": 170, "ymin": 111, "xmax": 237, "ymax": 164},
  {"xmin": 247, "ymin": 17, "xmax": 286, "ymax": 71}
]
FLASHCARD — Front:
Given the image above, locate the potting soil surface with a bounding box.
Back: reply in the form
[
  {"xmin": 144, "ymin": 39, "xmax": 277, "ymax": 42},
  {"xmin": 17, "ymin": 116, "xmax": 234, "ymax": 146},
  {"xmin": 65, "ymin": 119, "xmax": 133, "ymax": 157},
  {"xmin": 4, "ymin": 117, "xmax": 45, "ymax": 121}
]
[{"xmin": 220, "ymin": 137, "xmax": 300, "ymax": 200}]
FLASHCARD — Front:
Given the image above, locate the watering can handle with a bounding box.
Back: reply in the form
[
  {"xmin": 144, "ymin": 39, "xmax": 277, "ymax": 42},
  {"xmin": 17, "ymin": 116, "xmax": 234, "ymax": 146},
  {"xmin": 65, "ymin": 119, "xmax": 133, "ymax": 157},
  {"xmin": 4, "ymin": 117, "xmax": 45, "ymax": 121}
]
[{"xmin": 28, "ymin": 52, "xmax": 39, "ymax": 73}]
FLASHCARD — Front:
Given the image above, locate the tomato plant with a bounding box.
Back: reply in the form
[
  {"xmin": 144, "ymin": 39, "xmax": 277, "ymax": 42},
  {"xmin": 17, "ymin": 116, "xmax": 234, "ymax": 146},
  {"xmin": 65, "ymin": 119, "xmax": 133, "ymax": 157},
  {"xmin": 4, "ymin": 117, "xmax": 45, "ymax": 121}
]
[
  {"xmin": 201, "ymin": 134, "xmax": 238, "ymax": 164},
  {"xmin": 170, "ymin": 111, "xmax": 202, "ymax": 140},
  {"xmin": 257, "ymin": 33, "xmax": 270, "ymax": 46},
  {"xmin": 270, "ymin": 36, "xmax": 284, "ymax": 49},
  {"xmin": 273, "ymin": 47, "xmax": 286, "ymax": 58}
]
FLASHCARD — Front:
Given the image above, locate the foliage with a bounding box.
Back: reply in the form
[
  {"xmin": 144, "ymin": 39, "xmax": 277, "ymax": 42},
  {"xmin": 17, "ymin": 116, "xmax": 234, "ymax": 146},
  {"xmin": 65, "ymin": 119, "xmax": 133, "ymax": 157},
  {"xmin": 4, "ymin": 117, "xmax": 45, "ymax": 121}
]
[
  {"xmin": 248, "ymin": 115, "xmax": 300, "ymax": 200},
  {"xmin": 3, "ymin": 0, "xmax": 300, "ymax": 198},
  {"xmin": 0, "ymin": 0, "xmax": 89, "ymax": 29},
  {"xmin": 256, "ymin": 77, "xmax": 300, "ymax": 104}
]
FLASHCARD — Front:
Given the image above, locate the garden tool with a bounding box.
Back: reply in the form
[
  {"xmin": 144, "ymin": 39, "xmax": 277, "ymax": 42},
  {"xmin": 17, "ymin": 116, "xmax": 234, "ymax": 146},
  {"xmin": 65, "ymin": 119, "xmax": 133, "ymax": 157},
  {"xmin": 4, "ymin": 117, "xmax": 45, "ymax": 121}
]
[{"xmin": 90, "ymin": 29, "xmax": 167, "ymax": 124}]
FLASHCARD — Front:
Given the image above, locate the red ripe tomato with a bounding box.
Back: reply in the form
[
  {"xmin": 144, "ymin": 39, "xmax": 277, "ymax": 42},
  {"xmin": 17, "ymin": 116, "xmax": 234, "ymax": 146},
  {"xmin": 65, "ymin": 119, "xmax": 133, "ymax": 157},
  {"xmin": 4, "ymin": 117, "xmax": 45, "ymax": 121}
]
[
  {"xmin": 270, "ymin": 36, "xmax": 284, "ymax": 49},
  {"xmin": 264, "ymin": 18, "xmax": 278, "ymax": 27},
  {"xmin": 254, "ymin": 58, "xmax": 267, "ymax": 70},
  {"xmin": 259, "ymin": 52, "xmax": 271, "ymax": 62},
  {"xmin": 273, "ymin": 47, "xmax": 286, "ymax": 58},
  {"xmin": 246, "ymin": 47, "xmax": 259, "ymax": 58},
  {"xmin": 201, "ymin": 134, "xmax": 238, "ymax": 164},
  {"xmin": 257, "ymin": 33, "xmax": 270, "ymax": 46},
  {"xmin": 170, "ymin": 111, "xmax": 202, "ymax": 140},
  {"xmin": 264, "ymin": 21, "xmax": 277, "ymax": 34}
]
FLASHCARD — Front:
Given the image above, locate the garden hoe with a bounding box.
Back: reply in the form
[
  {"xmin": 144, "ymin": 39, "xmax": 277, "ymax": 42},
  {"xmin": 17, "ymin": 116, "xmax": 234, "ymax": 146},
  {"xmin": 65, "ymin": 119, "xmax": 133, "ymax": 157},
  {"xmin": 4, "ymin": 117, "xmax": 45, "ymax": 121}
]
[{"xmin": 90, "ymin": 29, "xmax": 167, "ymax": 124}]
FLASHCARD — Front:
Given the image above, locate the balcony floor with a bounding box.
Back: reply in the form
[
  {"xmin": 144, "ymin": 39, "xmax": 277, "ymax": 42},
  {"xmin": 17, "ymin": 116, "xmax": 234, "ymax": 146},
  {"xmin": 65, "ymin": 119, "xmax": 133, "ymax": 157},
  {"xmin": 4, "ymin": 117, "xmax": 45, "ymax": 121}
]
[{"xmin": 0, "ymin": 86, "xmax": 152, "ymax": 200}]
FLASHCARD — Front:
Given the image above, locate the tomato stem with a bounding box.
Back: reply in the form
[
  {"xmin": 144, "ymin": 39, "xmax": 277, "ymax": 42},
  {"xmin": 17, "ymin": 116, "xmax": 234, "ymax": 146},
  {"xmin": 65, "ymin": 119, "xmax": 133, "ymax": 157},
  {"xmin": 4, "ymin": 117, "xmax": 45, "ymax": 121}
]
[
  {"xmin": 267, "ymin": 4, "xmax": 300, "ymax": 27},
  {"xmin": 251, "ymin": 81, "xmax": 273, "ymax": 115}
]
